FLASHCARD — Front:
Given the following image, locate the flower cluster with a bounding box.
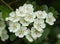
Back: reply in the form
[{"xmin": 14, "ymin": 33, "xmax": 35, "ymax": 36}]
[
  {"xmin": 6, "ymin": 4, "xmax": 56, "ymax": 42},
  {"xmin": 0, "ymin": 12, "xmax": 9, "ymax": 41}
]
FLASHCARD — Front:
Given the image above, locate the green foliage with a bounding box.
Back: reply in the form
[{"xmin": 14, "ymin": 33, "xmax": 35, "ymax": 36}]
[
  {"xmin": 43, "ymin": 42, "xmax": 50, "ymax": 44},
  {"xmin": 50, "ymin": 0, "xmax": 60, "ymax": 12},
  {"xmin": 37, "ymin": 28, "xmax": 50, "ymax": 44},
  {"xmin": 48, "ymin": 7, "xmax": 59, "ymax": 19},
  {"xmin": 40, "ymin": 5, "xmax": 48, "ymax": 12},
  {"xmin": 56, "ymin": 40, "xmax": 60, "ymax": 44},
  {"xmin": 54, "ymin": 27, "xmax": 60, "ymax": 35},
  {"xmin": 0, "ymin": 5, "xmax": 11, "ymax": 20},
  {"xmin": 9, "ymin": 33, "xmax": 16, "ymax": 41}
]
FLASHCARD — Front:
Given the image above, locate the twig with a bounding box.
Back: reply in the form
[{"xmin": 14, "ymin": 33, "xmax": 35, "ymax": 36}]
[
  {"xmin": 9, "ymin": 0, "xmax": 18, "ymax": 6},
  {"xmin": 1, "ymin": 0, "xmax": 14, "ymax": 11}
]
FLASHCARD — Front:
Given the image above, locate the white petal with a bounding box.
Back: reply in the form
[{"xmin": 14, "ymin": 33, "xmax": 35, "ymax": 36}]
[
  {"xmin": 35, "ymin": 11, "xmax": 47, "ymax": 19},
  {"xmin": 16, "ymin": 8, "xmax": 26, "ymax": 17},
  {"xmin": 24, "ymin": 13, "xmax": 36, "ymax": 22},
  {"xmin": 9, "ymin": 11, "xmax": 15, "ymax": 17},
  {"xmin": 15, "ymin": 26, "xmax": 27, "ymax": 38},
  {"xmin": 20, "ymin": 17, "xmax": 30, "ymax": 26},
  {"xmin": 8, "ymin": 22, "xmax": 20, "ymax": 32},
  {"xmin": 40, "ymin": 23, "xmax": 46, "ymax": 28},
  {"xmin": 46, "ymin": 12, "xmax": 56, "ymax": 25},
  {"xmin": 31, "ymin": 27, "xmax": 43, "ymax": 39},
  {"xmin": 23, "ymin": 4, "xmax": 34, "ymax": 13},
  {"xmin": 0, "ymin": 30, "xmax": 9, "ymax": 41},
  {"xmin": 26, "ymin": 35, "xmax": 33, "ymax": 42}
]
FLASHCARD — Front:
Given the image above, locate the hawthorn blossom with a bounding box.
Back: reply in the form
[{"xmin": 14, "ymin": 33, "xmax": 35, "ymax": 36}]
[
  {"xmin": 15, "ymin": 26, "xmax": 27, "ymax": 38},
  {"xmin": 0, "ymin": 30, "xmax": 9, "ymax": 41},
  {"xmin": 19, "ymin": 17, "xmax": 30, "ymax": 26},
  {"xmin": 0, "ymin": 13, "xmax": 9, "ymax": 41},
  {"xmin": 5, "ymin": 4, "xmax": 56, "ymax": 42},
  {"xmin": 31, "ymin": 27, "xmax": 43, "ymax": 39},
  {"xmin": 46, "ymin": 12, "xmax": 56, "ymax": 25},
  {"xmin": 35, "ymin": 11, "xmax": 47, "ymax": 19},
  {"xmin": 34, "ymin": 18, "xmax": 46, "ymax": 30},
  {"xmin": 0, "ymin": 21, "xmax": 6, "ymax": 31},
  {"xmin": 8, "ymin": 22, "xmax": 20, "ymax": 32},
  {"xmin": 23, "ymin": 4, "xmax": 34, "ymax": 13},
  {"xmin": 16, "ymin": 4, "xmax": 34, "ymax": 17},
  {"xmin": 15, "ymin": 7, "xmax": 26, "ymax": 17},
  {"xmin": 25, "ymin": 29, "xmax": 33, "ymax": 42},
  {"xmin": 6, "ymin": 11, "xmax": 20, "ymax": 22},
  {"xmin": 24, "ymin": 12, "xmax": 36, "ymax": 22}
]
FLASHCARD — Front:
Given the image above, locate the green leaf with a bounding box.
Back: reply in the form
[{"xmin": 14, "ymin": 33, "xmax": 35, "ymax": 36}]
[
  {"xmin": 38, "ymin": 28, "xmax": 50, "ymax": 44},
  {"xmin": 10, "ymin": 34, "xmax": 16, "ymax": 41},
  {"xmin": 53, "ymin": 11, "xmax": 59, "ymax": 19},
  {"xmin": 56, "ymin": 40, "xmax": 60, "ymax": 44},
  {"xmin": 43, "ymin": 42, "xmax": 50, "ymax": 44},
  {"xmin": 48, "ymin": 7, "xmax": 59, "ymax": 19},
  {"xmin": 48, "ymin": 7, "xmax": 55, "ymax": 12},
  {"xmin": 0, "ymin": 5, "xmax": 11, "ymax": 20},
  {"xmin": 54, "ymin": 27, "xmax": 60, "ymax": 35},
  {"xmin": 50, "ymin": 0, "xmax": 60, "ymax": 12},
  {"xmin": 40, "ymin": 5, "xmax": 48, "ymax": 12}
]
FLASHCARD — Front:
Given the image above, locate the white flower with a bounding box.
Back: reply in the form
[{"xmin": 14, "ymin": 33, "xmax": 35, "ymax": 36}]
[
  {"xmin": 23, "ymin": 4, "xmax": 34, "ymax": 13},
  {"xmin": 35, "ymin": 11, "xmax": 47, "ymax": 19},
  {"xmin": 34, "ymin": 18, "xmax": 44, "ymax": 23},
  {"xmin": 19, "ymin": 17, "xmax": 30, "ymax": 26},
  {"xmin": 0, "ymin": 12, "xmax": 9, "ymax": 41},
  {"xmin": 8, "ymin": 22, "xmax": 20, "ymax": 33},
  {"xmin": 6, "ymin": 11, "xmax": 20, "ymax": 22},
  {"xmin": 16, "ymin": 4, "xmax": 34, "ymax": 17},
  {"xmin": 0, "ymin": 15, "xmax": 9, "ymax": 41},
  {"xmin": 25, "ymin": 29, "xmax": 33, "ymax": 42},
  {"xmin": 46, "ymin": 12, "xmax": 56, "ymax": 25},
  {"xmin": 0, "ymin": 21, "xmax": 6, "ymax": 31},
  {"xmin": 0, "ymin": 30, "xmax": 9, "ymax": 41},
  {"xmin": 24, "ymin": 12, "xmax": 36, "ymax": 22},
  {"xmin": 16, "ymin": 7, "xmax": 26, "ymax": 17},
  {"xmin": 15, "ymin": 26, "xmax": 27, "ymax": 38},
  {"xmin": 31, "ymin": 27, "xmax": 43, "ymax": 39},
  {"xmin": 5, "ymin": 3, "xmax": 57, "ymax": 42},
  {"xmin": 34, "ymin": 18, "xmax": 46, "ymax": 30},
  {"xmin": 1, "ymin": 34, "xmax": 9, "ymax": 41}
]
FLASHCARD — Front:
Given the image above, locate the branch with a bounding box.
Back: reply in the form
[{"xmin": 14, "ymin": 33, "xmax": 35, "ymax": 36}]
[
  {"xmin": 1, "ymin": 0, "xmax": 14, "ymax": 11},
  {"xmin": 9, "ymin": 0, "xmax": 18, "ymax": 6}
]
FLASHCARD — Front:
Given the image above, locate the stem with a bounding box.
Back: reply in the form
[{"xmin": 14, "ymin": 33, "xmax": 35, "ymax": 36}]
[
  {"xmin": 9, "ymin": 0, "xmax": 18, "ymax": 6},
  {"xmin": 1, "ymin": 0, "xmax": 14, "ymax": 11}
]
